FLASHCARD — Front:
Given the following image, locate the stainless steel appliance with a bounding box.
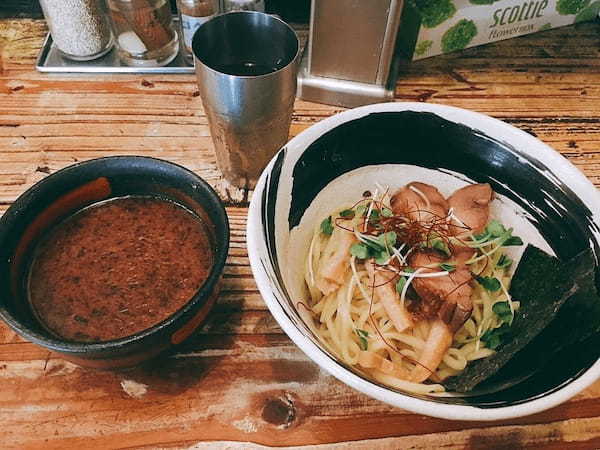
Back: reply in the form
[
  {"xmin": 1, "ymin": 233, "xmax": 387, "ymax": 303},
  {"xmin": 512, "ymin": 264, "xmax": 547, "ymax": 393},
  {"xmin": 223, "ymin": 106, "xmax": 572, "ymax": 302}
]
[{"xmin": 297, "ymin": 0, "xmax": 404, "ymax": 108}]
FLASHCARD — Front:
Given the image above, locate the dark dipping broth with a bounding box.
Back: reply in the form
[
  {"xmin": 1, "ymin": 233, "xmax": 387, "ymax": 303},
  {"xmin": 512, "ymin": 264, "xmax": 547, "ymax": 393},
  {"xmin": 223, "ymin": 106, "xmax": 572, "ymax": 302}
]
[{"xmin": 27, "ymin": 196, "xmax": 214, "ymax": 343}]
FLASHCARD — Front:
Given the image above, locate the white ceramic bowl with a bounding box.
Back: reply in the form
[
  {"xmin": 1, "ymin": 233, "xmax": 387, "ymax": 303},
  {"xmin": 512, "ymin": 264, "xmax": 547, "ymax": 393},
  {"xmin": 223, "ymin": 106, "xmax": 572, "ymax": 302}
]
[{"xmin": 247, "ymin": 102, "xmax": 600, "ymax": 420}]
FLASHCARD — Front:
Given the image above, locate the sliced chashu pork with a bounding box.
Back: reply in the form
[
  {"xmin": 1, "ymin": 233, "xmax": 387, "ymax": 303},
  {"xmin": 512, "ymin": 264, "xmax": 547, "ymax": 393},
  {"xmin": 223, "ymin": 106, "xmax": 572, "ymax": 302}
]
[
  {"xmin": 448, "ymin": 183, "xmax": 493, "ymax": 237},
  {"xmin": 390, "ymin": 182, "xmax": 449, "ymax": 224}
]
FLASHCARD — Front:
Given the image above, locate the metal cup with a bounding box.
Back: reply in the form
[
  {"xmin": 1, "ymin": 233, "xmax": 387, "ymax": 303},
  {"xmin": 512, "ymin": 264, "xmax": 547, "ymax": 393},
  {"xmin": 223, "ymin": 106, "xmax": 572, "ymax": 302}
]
[{"xmin": 192, "ymin": 11, "xmax": 300, "ymax": 189}]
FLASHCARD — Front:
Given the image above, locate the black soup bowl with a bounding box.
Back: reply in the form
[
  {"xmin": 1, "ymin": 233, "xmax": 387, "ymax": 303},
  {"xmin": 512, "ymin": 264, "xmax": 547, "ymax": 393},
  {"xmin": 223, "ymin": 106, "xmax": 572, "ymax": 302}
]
[{"xmin": 0, "ymin": 156, "xmax": 230, "ymax": 369}]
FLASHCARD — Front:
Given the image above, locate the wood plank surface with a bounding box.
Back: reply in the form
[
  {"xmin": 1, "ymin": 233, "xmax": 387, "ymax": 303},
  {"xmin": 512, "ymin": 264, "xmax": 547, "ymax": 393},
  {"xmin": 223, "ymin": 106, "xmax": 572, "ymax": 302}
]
[{"xmin": 1, "ymin": 18, "xmax": 600, "ymax": 449}]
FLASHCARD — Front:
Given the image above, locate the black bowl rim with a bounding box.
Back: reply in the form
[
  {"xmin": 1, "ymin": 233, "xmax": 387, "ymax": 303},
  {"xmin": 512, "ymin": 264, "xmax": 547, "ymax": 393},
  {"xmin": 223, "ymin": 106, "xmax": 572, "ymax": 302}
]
[{"xmin": 0, "ymin": 155, "xmax": 230, "ymax": 354}]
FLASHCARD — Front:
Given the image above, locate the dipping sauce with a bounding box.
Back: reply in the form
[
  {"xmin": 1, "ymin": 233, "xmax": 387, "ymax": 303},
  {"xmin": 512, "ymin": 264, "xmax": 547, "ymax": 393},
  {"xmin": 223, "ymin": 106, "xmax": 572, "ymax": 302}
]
[{"xmin": 27, "ymin": 196, "xmax": 213, "ymax": 342}]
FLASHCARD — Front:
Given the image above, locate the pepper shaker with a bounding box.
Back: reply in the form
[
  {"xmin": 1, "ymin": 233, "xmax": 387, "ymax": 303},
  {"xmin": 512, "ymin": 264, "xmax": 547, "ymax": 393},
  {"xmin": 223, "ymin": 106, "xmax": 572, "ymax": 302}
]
[{"xmin": 39, "ymin": 0, "xmax": 114, "ymax": 61}]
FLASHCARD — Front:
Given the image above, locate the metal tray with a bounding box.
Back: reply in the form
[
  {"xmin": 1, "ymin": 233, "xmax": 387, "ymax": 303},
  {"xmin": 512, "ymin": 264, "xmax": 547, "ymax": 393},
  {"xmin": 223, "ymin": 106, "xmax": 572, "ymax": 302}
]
[{"xmin": 36, "ymin": 19, "xmax": 194, "ymax": 74}]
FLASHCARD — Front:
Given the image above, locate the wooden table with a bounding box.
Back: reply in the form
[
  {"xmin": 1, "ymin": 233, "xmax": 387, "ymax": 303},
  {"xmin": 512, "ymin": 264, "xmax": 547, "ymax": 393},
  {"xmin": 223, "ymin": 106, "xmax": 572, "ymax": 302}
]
[{"xmin": 1, "ymin": 18, "xmax": 600, "ymax": 449}]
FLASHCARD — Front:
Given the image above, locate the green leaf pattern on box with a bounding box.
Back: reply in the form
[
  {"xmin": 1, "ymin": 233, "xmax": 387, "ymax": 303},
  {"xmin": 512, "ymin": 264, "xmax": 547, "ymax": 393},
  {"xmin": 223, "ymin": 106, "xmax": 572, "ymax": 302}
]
[
  {"xmin": 556, "ymin": 0, "xmax": 590, "ymax": 14},
  {"xmin": 413, "ymin": 0, "xmax": 457, "ymax": 28},
  {"xmin": 575, "ymin": 0, "xmax": 600, "ymax": 20},
  {"xmin": 441, "ymin": 19, "xmax": 478, "ymax": 53}
]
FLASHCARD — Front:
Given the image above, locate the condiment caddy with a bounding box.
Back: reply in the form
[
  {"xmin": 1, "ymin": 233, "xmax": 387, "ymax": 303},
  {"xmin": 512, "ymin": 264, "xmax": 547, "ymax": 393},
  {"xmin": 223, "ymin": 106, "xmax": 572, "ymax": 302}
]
[
  {"xmin": 36, "ymin": 0, "xmax": 267, "ymax": 73},
  {"xmin": 36, "ymin": 17, "xmax": 194, "ymax": 74}
]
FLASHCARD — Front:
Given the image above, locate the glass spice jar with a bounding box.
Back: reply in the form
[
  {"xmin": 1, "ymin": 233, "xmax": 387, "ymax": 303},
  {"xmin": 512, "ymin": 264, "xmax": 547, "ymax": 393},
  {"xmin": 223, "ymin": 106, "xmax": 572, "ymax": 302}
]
[
  {"xmin": 39, "ymin": 0, "xmax": 114, "ymax": 61},
  {"xmin": 106, "ymin": 0, "xmax": 179, "ymax": 67},
  {"xmin": 176, "ymin": 0, "xmax": 220, "ymax": 64}
]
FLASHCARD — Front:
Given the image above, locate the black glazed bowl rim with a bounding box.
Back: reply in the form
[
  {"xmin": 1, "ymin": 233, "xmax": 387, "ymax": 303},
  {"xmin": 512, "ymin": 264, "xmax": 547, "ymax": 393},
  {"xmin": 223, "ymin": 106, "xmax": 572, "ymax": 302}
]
[
  {"xmin": 0, "ymin": 156, "xmax": 230, "ymax": 355},
  {"xmin": 246, "ymin": 102, "xmax": 600, "ymax": 420}
]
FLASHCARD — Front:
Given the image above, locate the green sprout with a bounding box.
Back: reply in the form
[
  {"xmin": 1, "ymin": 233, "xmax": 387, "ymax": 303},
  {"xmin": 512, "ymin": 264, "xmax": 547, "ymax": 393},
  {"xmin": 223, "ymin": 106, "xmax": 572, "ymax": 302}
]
[
  {"xmin": 556, "ymin": 0, "xmax": 590, "ymax": 15},
  {"xmin": 575, "ymin": 0, "xmax": 600, "ymax": 21},
  {"xmin": 415, "ymin": 40, "xmax": 433, "ymax": 56},
  {"xmin": 441, "ymin": 19, "xmax": 478, "ymax": 54},
  {"xmin": 414, "ymin": 0, "xmax": 457, "ymax": 28}
]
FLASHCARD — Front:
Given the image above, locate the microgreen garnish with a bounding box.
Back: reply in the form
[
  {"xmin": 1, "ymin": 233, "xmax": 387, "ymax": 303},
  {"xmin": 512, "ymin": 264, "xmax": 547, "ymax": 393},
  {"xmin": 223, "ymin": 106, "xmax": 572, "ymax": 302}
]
[
  {"xmin": 475, "ymin": 275, "xmax": 501, "ymax": 292},
  {"xmin": 350, "ymin": 232, "xmax": 397, "ymax": 263},
  {"xmin": 477, "ymin": 220, "xmax": 523, "ymax": 247},
  {"xmin": 356, "ymin": 205, "xmax": 367, "ymax": 216},
  {"xmin": 339, "ymin": 209, "xmax": 355, "ymax": 219},
  {"xmin": 492, "ymin": 301, "xmax": 514, "ymax": 325},
  {"xmin": 403, "ymin": 267, "xmax": 416, "ymax": 273},
  {"xmin": 432, "ymin": 239, "xmax": 450, "ymax": 257},
  {"xmin": 374, "ymin": 231, "xmax": 397, "ymax": 263},
  {"xmin": 503, "ymin": 236, "xmax": 523, "ymax": 246},
  {"xmin": 356, "ymin": 329, "xmax": 369, "ymax": 350},
  {"xmin": 396, "ymin": 277, "xmax": 407, "ymax": 294},
  {"xmin": 486, "ymin": 219, "xmax": 506, "ymax": 237},
  {"xmin": 377, "ymin": 231, "xmax": 397, "ymax": 248},
  {"xmin": 481, "ymin": 323, "xmax": 511, "ymax": 350},
  {"xmin": 439, "ymin": 263, "xmax": 455, "ymax": 272},
  {"xmin": 350, "ymin": 243, "xmax": 369, "ymax": 259},
  {"xmin": 497, "ymin": 254, "xmax": 513, "ymax": 269},
  {"xmin": 473, "ymin": 231, "xmax": 489, "ymax": 241},
  {"xmin": 320, "ymin": 216, "xmax": 333, "ymax": 235},
  {"xmin": 374, "ymin": 252, "xmax": 389, "ymax": 265},
  {"xmin": 381, "ymin": 207, "xmax": 393, "ymax": 217}
]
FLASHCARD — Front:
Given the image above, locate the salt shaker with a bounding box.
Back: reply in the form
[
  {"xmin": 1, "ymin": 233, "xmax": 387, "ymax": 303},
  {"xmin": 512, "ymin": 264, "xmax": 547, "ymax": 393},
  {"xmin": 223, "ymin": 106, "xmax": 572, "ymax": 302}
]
[
  {"xmin": 176, "ymin": 0, "xmax": 220, "ymax": 64},
  {"xmin": 39, "ymin": 0, "xmax": 114, "ymax": 61}
]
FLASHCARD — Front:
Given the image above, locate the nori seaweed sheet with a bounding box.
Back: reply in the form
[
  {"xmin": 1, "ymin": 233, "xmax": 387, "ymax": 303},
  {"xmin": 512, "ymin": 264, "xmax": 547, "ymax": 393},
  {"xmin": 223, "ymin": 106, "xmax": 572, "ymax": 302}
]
[{"xmin": 443, "ymin": 245, "xmax": 598, "ymax": 392}]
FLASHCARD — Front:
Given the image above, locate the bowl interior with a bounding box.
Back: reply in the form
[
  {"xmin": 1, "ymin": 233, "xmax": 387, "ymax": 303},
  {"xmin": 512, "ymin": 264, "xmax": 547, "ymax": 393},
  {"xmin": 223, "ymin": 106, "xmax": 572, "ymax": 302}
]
[
  {"xmin": 250, "ymin": 106, "xmax": 600, "ymax": 413},
  {"xmin": 0, "ymin": 156, "xmax": 229, "ymax": 352}
]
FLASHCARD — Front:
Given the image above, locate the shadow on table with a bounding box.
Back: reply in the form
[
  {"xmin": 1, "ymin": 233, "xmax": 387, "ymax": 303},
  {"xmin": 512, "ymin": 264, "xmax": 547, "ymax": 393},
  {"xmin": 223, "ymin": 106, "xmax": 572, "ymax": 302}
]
[{"xmin": 114, "ymin": 297, "xmax": 244, "ymax": 396}]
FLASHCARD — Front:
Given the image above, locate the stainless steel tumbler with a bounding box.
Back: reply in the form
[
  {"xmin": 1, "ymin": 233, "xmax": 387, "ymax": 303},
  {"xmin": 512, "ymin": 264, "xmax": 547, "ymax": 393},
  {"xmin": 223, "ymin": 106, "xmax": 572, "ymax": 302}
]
[{"xmin": 192, "ymin": 11, "xmax": 300, "ymax": 189}]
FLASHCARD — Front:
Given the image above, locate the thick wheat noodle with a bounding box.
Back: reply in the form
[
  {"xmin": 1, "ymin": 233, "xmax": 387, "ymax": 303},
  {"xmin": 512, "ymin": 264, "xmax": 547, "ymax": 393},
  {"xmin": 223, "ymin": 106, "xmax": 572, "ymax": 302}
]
[{"xmin": 303, "ymin": 201, "xmax": 518, "ymax": 394}]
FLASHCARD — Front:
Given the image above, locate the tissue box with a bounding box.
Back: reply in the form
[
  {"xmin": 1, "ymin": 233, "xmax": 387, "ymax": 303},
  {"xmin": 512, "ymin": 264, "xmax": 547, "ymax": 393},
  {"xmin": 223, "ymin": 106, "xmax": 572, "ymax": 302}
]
[{"xmin": 398, "ymin": 0, "xmax": 600, "ymax": 60}]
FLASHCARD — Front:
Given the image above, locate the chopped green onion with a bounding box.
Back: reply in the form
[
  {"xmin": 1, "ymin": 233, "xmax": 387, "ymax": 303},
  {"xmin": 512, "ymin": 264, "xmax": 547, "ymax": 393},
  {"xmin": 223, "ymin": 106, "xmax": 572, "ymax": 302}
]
[{"xmin": 339, "ymin": 209, "xmax": 355, "ymax": 219}]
